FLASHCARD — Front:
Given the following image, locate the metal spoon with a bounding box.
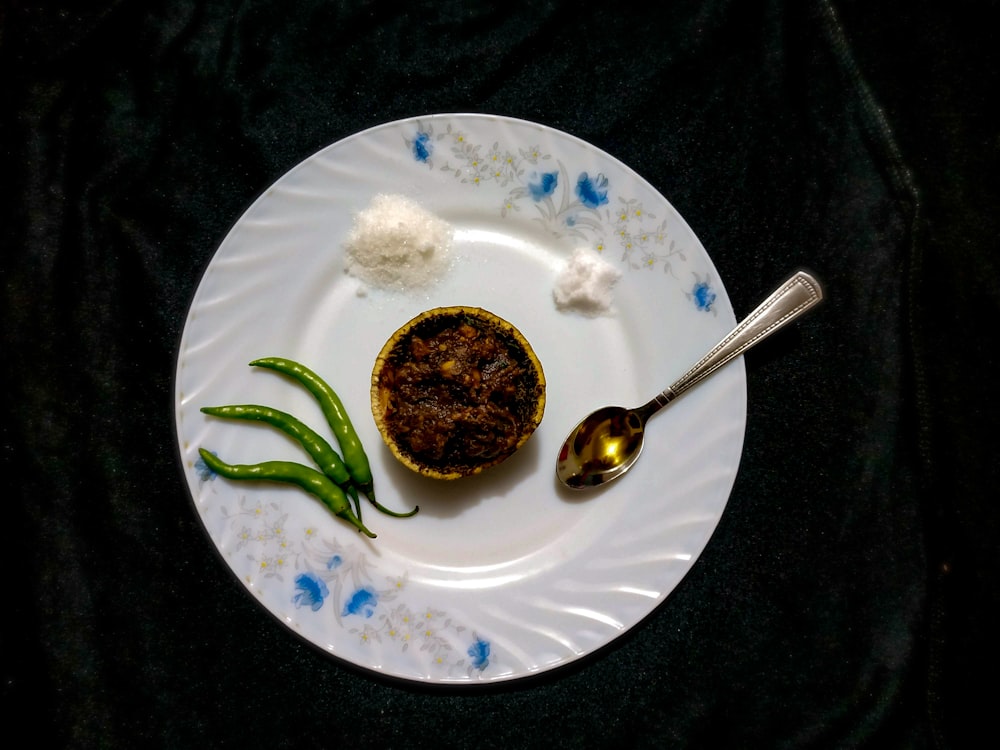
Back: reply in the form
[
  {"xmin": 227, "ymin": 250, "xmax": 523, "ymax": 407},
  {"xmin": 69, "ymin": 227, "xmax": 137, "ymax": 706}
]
[{"xmin": 556, "ymin": 270, "xmax": 824, "ymax": 489}]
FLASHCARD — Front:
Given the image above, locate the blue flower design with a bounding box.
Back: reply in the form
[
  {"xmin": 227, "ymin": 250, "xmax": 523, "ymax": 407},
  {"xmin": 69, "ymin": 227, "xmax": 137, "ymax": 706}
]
[
  {"xmin": 326, "ymin": 554, "xmax": 343, "ymax": 570},
  {"xmin": 468, "ymin": 637, "xmax": 490, "ymax": 671},
  {"xmin": 342, "ymin": 587, "xmax": 378, "ymax": 618},
  {"xmin": 528, "ymin": 171, "xmax": 558, "ymax": 201},
  {"xmin": 195, "ymin": 452, "xmax": 217, "ymax": 482},
  {"xmin": 292, "ymin": 572, "xmax": 329, "ymax": 612},
  {"xmin": 412, "ymin": 132, "xmax": 432, "ymax": 162},
  {"xmin": 692, "ymin": 280, "xmax": 717, "ymax": 311},
  {"xmin": 576, "ymin": 172, "xmax": 609, "ymax": 208}
]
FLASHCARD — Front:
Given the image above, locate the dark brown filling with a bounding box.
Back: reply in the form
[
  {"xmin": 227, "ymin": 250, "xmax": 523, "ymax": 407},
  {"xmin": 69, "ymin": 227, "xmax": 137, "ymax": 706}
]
[{"xmin": 380, "ymin": 316, "xmax": 541, "ymax": 470}]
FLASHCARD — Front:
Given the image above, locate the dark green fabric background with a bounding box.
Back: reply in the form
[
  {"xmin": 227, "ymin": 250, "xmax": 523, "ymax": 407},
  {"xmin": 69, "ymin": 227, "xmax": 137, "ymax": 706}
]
[{"xmin": 4, "ymin": 1, "xmax": 996, "ymax": 747}]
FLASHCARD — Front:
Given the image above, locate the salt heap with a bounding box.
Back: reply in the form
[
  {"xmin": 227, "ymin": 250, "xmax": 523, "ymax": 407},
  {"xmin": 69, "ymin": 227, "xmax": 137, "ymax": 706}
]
[
  {"xmin": 553, "ymin": 248, "xmax": 622, "ymax": 316},
  {"xmin": 343, "ymin": 193, "xmax": 453, "ymax": 291}
]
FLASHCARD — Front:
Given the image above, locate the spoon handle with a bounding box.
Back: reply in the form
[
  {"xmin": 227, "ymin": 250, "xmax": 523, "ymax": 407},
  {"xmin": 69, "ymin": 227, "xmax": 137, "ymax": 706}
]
[{"xmin": 651, "ymin": 270, "xmax": 824, "ymax": 409}]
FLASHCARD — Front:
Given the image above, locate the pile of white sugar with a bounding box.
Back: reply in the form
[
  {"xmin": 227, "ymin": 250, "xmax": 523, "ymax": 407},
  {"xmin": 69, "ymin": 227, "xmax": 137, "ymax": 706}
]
[
  {"xmin": 553, "ymin": 248, "xmax": 622, "ymax": 316},
  {"xmin": 343, "ymin": 193, "xmax": 453, "ymax": 290}
]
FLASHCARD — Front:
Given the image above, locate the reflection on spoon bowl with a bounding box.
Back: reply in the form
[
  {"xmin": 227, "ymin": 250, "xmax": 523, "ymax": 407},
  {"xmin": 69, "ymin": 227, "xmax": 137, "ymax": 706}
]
[{"xmin": 557, "ymin": 405, "xmax": 645, "ymax": 489}]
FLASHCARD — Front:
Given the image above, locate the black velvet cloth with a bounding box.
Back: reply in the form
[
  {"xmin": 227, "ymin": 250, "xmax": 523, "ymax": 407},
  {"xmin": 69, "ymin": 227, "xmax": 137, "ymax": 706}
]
[{"xmin": 4, "ymin": 1, "xmax": 996, "ymax": 747}]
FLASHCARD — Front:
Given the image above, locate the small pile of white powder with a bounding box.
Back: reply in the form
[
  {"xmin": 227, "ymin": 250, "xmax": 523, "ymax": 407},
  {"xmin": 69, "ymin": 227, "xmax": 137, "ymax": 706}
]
[
  {"xmin": 343, "ymin": 193, "xmax": 453, "ymax": 291},
  {"xmin": 553, "ymin": 247, "xmax": 622, "ymax": 316}
]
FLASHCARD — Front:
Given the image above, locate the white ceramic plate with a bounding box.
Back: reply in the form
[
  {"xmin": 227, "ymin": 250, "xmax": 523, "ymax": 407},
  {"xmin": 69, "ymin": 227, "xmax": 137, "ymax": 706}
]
[{"xmin": 174, "ymin": 114, "xmax": 746, "ymax": 684}]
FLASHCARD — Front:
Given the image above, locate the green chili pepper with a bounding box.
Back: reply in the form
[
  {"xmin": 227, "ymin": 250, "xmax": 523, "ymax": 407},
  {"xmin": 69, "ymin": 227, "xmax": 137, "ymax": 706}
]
[
  {"xmin": 198, "ymin": 448, "xmax": 376, "ymax": 538},
  {"xmin": 249, "ymin": 357, "xmax": 418, "ymax": 518},
  {"xmin": 200, "ymin": 403, "xmax": 364, "ymax": 521}
]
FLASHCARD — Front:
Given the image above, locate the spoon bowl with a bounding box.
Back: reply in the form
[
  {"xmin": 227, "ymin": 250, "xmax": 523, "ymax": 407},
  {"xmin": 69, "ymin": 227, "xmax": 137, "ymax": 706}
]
[
  {"xmin": 556, "ymin": 270, "xmax": 824, "ymax": 489},
  {"xmin": 557, "ymin": 405, "xmax": 645, "ymax": 489}
]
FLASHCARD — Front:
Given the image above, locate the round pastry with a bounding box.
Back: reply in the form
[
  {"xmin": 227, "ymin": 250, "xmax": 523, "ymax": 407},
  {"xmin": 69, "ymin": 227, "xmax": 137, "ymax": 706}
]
[{"xmin": 371, "ymin": 306, "xmax": 546, "ymax": 480}]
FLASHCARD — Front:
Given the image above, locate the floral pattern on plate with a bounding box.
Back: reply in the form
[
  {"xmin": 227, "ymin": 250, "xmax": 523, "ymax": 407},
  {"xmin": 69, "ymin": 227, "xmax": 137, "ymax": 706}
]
[
  {"xmin": 211, "ymin": 479, "xmax": 492, "ymax": 678},
  {"xmin": 406, "ymin": 120, "xmax": 698, "ymax": 280}
]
